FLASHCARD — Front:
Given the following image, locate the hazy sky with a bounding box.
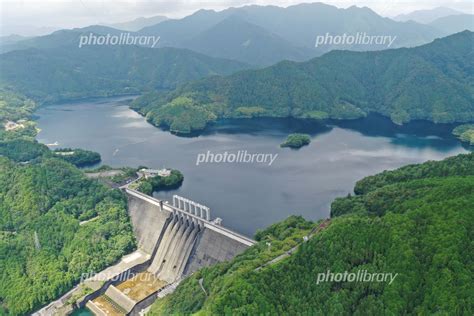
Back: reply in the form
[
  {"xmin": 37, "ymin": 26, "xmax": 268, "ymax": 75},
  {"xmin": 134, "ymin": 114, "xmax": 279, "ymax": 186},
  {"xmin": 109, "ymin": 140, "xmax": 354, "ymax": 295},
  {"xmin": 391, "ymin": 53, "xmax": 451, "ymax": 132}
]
[{"xmin": 1, "ymin": 0, "xmax": 473, "ymax": 36}]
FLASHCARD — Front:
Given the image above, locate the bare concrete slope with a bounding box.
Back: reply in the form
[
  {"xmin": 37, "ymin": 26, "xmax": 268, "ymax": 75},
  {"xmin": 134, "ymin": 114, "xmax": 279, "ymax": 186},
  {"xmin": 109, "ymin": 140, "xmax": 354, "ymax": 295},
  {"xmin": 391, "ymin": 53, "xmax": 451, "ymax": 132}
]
[
  {"xmin": 127, "ymin": 194, "xmax": 171, "ymax": 254},
  {"xmin": 184, "ymin": 226, "xmax": 250, "ymax": 275},
  {"xmin": 126, "ymin": 189, "xmax": 254, "ymax": 281}
]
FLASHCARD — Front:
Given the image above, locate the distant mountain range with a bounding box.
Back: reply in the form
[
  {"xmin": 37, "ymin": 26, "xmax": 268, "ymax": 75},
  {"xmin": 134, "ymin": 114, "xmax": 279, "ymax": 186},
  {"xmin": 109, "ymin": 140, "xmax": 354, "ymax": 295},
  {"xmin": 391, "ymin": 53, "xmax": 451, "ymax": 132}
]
[
  {"xmin": 394, "ymin": 7, "xmax": 464, "ymax": 24},
  {"xmin": 2, "ymin": 3, "xmax": 472, "ymax": 66},
  {"xmin": 138, "ymin": 3, "xmax": 443, "ymax": 65},
  {"xmin": 0, "ymin": 34, "xmax": 30, "ymax": 47},
  {"xmin": 178, "ymin": 15, "xmax": 313, "ymax": 66},
  {"xmin": 429, "ymin": 14, "xmax": 474, "ymax": 34},
  {"xmin": 0, "ymin": 25, "xmax": 59, "ymax": 37},
  {"xmin": 131, "ymin": 31, "xmax": 474, "ymax": 134},
  {"xmin": 104, "ymin": 15, "xmax": 168, "ymax": 32},
  {"xmin": 0, "ymin": 26, "xmax": 124, "ymax": 53}
]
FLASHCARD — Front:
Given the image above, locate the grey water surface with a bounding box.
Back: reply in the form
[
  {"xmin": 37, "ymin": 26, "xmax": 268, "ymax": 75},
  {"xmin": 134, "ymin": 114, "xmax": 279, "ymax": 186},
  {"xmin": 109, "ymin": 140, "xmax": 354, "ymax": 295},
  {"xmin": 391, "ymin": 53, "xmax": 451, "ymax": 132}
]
[{"xmin": 36, "ymin": 97, "xmax": 469, "ymax": 236}]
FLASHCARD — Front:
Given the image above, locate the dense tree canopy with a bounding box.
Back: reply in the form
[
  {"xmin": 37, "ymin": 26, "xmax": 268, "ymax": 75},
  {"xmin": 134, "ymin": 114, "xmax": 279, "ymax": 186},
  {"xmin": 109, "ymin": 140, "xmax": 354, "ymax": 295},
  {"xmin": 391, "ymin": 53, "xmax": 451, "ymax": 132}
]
[
  {"xmin": 0, "ymin": 90, "xmax": 136, "ymax": 315},
  {"xmin": 53, "ymin": 148, "xmax": 101, "ymax": 167},
  {"xmin": 280, "ymin": 133, "xmax": 311, "ymax": 149},
  {"xmin": 0, "ymin": 45, "xmax": 248, "ymax": 104},
  {"xmin": 0, "ymin": 157, "xmax": 136, "ymax": 315}
]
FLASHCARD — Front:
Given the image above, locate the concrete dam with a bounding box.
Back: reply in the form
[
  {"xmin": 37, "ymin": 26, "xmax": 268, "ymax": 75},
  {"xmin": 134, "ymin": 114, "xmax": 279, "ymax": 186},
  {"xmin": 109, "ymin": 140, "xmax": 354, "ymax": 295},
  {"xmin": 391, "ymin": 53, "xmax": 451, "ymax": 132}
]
[{"xmin": 85, "ymin": 188, "xmax": 255, "ymax": 315}]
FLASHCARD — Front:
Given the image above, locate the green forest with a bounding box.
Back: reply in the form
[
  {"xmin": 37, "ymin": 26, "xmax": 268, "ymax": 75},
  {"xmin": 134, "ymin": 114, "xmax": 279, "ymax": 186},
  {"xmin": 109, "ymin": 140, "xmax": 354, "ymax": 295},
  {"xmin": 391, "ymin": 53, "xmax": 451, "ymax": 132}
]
[
  {"xmin": 0, "ymin": 91, "xmax": 136, "ymax": 315},
  {"xmin": 133, "ymin": 31, "xmax": 474, "ymax": 134},
  {"xmin": 0, "ymin": 44, "xmax": 248, "ymax": 104},
  {"xmin": 0, "ymin": 156, "xmax": 136, "ymax": 315},
  {"xmin": 0, "ymin": 89, "xmax": 37, "ymax": 141},
  {"xmin": 0, "ymin": 88, "xmax": 36, "ymax": 124},
  {"xmin": 150, "ymin": 152, "xmax": 474, "ymax": 315},
  {"xmin": 53, "ymin": 148, "xmax": 101, "ymax": 167}
]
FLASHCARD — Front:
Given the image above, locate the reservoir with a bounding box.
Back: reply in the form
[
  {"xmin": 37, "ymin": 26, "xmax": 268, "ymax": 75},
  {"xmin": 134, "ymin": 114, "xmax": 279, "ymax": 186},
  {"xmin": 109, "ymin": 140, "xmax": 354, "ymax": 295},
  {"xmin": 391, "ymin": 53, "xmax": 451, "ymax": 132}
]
[{"xmin": 36, "ymin": 97, "xmax": 470, "ymax": 236}]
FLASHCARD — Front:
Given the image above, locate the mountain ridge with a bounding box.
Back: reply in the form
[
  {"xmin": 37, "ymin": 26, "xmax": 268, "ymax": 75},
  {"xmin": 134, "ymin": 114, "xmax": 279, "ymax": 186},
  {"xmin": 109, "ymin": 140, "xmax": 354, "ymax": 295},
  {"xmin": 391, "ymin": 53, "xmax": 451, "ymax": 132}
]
[
  {"xmin": 429, "ymin": 14, "xmax": 474, "ymax": 34},
  {"xmin": 394, "ymin": 6, "xmax": 464, "ymax": 23},
  {"xmin": 131, "ymin": 31, "xmax": 474, "ymax": 134},
  {"xmin": 2, "ymin": 3, "xmax": 452, "ymax": 66},
  {"xmin": 105, "ymin": 15, "xmax": 168, "ymax": 31},
  {"xmin": 138, "ymin": 2, "xmax": 443, "ymax": 64},
  {"xmin": 0, "ymin": 44, "xmax": 250, "ymax": 103}
]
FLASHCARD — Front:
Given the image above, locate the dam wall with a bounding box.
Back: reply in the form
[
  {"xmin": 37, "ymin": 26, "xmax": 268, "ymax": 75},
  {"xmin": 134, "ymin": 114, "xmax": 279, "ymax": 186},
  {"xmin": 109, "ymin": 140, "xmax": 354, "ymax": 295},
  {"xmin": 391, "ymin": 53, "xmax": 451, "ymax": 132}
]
[
  {"xmin": 184, "ymin": 225, "xmax": 250, "ymax": 275},
  {"xmin": 94, "ymin": 189, "xmax": 257, "ymax": 315},
  {"xmin": 149, "ymin": 216, "xmax": 201, "ymax": 283},
  {"xmin": 126, "ymin": 189, "xmax": 254, "ymax": 278},
  {"xmin": 39, "ymin": 189, "xmax": 255, "ymax": 316},
  {"xmin": 127, "ymin": 193, "xmax": 171, "ymax": 254}
]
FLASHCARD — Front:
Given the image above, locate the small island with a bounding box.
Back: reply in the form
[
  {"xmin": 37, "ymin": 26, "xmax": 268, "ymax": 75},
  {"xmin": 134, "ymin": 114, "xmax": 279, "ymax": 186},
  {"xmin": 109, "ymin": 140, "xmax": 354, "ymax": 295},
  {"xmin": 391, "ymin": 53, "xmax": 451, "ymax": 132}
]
[
  {"xmin": 135, "ymin": 168, "xmax": 184, "ymax": 195},
  {"xmin": 85, "ymin": 166, "xmax": 184, "ymax": 195},
  {"xmin": 280, "ymin": 133, "xmax": 311, "ymax": 149},
  {"xmin": 453, "ymin": 124, "xmax": 474, "ymax": 145}
]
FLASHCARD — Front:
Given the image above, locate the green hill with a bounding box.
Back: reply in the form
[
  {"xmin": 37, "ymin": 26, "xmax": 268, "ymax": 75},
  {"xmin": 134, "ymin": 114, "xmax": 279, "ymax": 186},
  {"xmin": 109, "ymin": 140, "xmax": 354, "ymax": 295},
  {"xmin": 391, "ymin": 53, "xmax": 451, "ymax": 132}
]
[
  {"xmin": 0, "ymin": 89, "xmax": 136, "ymax": 315},
  {"xmin": 149, "ymin": 152, "xmax": 474, "ymax": 315},
  {"xmin": 0, "ymin": 44, "xmax": 249, "ymax": 104},
  {"xmin": 0, "ymin": 84, "xmax": 163, "ymax": 316},
  {"xmin": 0, "ymin": 154, "xmax": 136, "ymax": 315},
  {"xmin": 132, "ymin": 31, "xmax": 474, "ymax": 134}
]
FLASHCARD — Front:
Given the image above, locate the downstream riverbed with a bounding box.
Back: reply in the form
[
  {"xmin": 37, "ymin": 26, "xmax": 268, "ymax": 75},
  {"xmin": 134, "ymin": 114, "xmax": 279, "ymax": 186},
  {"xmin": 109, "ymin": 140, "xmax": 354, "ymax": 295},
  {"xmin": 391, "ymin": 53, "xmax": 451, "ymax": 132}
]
[{"xmin": 36, "ymin": 97, "xmax": 470, "ymax": 236}]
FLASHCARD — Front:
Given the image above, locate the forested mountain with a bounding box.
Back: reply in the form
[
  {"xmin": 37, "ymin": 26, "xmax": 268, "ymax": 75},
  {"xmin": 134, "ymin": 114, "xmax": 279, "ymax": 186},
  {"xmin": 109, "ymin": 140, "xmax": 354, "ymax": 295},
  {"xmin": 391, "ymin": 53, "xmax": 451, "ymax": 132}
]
[
  {"xmin": 179, "ymin": 15, "xmax": 313, "ymax": 66},
  {"xmin": 132, "ymin": 31, "xmax": 474, "ymax": 134},
  {"xmin": 0, "ymin": 26, "xmax": 124, "ymax": 53},
  {"xmin": 0, "ymin": 44, "xmax": 249, "ymax": 103},
  {"xmin": 149, "ymin": 152, "xmax": 474, "ymax": 315},
  {"xmin": 0, "ymin": 151, "xmax": 136, "ymax": 315},
  {"xmin": 2, "ymin": 3, "xmax": 448, "ymax": 66},
  {"xmin": 223, "ymin": 3, "xmax": 439, "ymax": 50},
  {"xmin": 0, "ymin": 89, "xmax": 136, "ymax": 315},
  {"xmin": 138, "ymin": 3, "xmax": 442, "ymax": 64}
]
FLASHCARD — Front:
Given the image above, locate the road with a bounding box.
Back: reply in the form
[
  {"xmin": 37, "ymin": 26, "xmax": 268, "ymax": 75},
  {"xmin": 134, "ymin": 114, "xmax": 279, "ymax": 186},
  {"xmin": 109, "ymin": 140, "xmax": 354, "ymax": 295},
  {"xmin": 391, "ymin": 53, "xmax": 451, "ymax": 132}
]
[{"xmin": 255, "ymin": 219, "xmax": 330, "ymax": 272}]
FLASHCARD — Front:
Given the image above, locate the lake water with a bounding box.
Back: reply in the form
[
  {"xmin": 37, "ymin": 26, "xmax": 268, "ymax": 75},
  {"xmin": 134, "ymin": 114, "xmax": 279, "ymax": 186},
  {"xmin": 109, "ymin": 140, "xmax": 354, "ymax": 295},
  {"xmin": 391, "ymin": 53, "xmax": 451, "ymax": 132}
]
[{"xmin": 36, "ymin": 97, "xmax": 470, "ymax": 236}]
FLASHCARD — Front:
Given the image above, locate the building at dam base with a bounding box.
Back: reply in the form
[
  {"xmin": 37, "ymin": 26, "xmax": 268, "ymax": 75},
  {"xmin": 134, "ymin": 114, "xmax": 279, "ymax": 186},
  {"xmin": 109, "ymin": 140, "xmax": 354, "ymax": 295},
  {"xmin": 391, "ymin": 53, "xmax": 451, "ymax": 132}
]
[{"xmin": 84, "ymin": 189, "xmax": 254, "ymax": 316}]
